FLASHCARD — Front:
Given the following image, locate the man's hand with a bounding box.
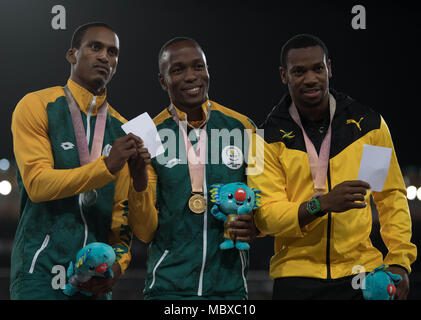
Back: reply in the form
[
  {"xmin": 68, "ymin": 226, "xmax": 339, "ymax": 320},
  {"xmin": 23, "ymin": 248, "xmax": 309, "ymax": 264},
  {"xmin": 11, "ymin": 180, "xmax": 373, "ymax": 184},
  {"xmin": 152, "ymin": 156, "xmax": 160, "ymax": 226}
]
[
  {"xmin": 298, "ymin": 180, "xmax": 371, "ymax": 228},
  {"xmin": 319, "ymin": 180, "xmax": 370, "ymax": 213},
  {"xmin": 105, "ymin": 134, "xmax": 141, "ymax": 175},
  {"xmin": 388, "ymin": 266, "xmax": 410, "ymax": 300},
  {"xmin": 227, "ymin": 213, "xmax": 258, "ymax": 244},
  {"xmin": 77, "ymin": 262, "xmax": 122, "ymax": 298},
  {"xmin": 128, "ymin": 135, "xmax": 151, "ymax": 192}
]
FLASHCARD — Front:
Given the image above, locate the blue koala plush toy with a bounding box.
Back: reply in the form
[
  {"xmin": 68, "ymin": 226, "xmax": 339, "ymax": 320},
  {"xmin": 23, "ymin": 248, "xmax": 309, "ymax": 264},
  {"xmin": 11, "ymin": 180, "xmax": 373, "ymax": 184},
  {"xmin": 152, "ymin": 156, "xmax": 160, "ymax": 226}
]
[
  {"xmin": 209, "ymin": 182, "xmax": 261, "ymax": 250},
  {"xmin": 62, "ymin": 242, "xmax": 116, "ymax": 296},
  {"xmin": 362, "ymin": 265, "xmax": 402, "ymax": 300}
]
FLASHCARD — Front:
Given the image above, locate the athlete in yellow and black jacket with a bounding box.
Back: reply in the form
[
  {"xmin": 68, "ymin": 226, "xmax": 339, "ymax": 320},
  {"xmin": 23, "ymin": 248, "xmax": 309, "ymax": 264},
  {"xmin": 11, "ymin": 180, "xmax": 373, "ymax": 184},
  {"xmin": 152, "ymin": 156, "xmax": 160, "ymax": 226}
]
[
  {"xmin": 249, "ymin": 88, "xmax": 417, "ymax": 299},
  {"xmin": 248, "ymin": 34, "xmax": 417, "ymax": 300}
]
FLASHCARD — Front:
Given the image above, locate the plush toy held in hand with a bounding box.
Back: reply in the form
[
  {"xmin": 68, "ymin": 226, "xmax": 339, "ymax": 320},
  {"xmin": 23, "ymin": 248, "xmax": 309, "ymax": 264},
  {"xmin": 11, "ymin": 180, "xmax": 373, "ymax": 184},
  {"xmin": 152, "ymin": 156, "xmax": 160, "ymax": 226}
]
[
  {"xmin": 209, "ymin": 182, "xmax": 261, "ymax": 250},
  {"xmin": 362, "ymin": 264, "xmax": 402, "ymax": 300},
  {"xmin": 62, "ymin": 242, "xmax": 116, "ymax": 296}
]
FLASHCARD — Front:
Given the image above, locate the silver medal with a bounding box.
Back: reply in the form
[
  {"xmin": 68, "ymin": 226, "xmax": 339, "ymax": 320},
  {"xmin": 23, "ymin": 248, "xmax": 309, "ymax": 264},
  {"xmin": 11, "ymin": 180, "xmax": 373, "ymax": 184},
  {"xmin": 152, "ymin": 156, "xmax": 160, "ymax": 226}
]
[{"xmin": 80, "ymin": 189, "xmax": 98, "ymax": 207}]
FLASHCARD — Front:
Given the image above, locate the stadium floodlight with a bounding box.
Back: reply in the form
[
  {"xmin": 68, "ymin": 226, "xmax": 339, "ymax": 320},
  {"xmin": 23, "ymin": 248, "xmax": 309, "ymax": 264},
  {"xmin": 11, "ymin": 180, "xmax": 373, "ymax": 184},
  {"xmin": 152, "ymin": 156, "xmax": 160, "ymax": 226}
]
[
  {"xmin": 0, "ymin": 158, "xmax": 10, "ymax": 171},
  {"xmin": 0, "ymin": 180, "xmax": 12, "ymax": 195},
  {"xmin": 417, "ymin": 187, "xmax": 421, "ymax": 201},
  {"xmin": 407, "ymin": 186, "xmax": 417, "ymax": 200}
]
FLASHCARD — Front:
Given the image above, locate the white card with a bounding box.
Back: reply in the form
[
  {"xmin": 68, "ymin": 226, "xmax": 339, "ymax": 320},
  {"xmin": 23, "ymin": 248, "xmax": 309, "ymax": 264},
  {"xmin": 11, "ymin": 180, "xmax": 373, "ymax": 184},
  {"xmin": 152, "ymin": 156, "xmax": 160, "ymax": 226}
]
[
  {"xmin": 121, "ymin": 112, "xmax": 165, "ymax": 158},
  {"xmin": 357, "ymin": 144, "xmax": 392, "ymax": 192}
]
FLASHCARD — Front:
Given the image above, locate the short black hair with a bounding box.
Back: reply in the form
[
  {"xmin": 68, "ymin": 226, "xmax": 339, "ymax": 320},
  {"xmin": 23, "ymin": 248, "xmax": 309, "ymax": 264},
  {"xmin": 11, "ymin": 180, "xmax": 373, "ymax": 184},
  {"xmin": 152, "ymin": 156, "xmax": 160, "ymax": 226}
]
[
  {"xmin": 71, "ymin": 22, "xmax": 117, "ymax": 49},
  {"xmin": 280, "ymin": 34, "xmax": 329, "ymax": 68},
  {"xmin": 158, "ymin": 36, "xmax": 202, "ymax": 72}
]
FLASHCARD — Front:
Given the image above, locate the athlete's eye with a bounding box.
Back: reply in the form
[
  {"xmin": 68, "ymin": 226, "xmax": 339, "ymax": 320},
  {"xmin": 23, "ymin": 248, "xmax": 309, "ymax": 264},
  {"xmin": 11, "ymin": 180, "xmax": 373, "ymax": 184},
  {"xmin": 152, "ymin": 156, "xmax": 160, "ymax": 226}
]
[{"xmin": 91, "ymin": 42, "xmax": 101, "ymax": 51}]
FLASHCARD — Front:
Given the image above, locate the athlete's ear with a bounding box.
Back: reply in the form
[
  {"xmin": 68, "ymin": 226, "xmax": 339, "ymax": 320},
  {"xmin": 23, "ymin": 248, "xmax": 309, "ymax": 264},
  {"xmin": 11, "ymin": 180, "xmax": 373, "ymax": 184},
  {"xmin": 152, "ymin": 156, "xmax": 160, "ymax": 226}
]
[
  {"xmin": 279, "ymin": 66, "xmax": 288, "ymax": 85},
  {"xmin": 66, "ymin": 48, "xmax": 77, "ymax": 65},
  {"xmin": 327, "ymin": 59, "xmax": 332, "ymax": 78},
  {"xmin": 158, "ymin": 73, "xmax": 168, "ymax": 91}
]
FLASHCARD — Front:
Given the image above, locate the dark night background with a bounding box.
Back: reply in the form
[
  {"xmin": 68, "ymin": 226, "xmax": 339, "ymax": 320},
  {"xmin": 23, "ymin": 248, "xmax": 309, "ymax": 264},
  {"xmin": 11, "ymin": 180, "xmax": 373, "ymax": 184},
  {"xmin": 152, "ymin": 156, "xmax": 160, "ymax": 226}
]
[{"xmin": 0, "ymin": 0, "xmax": 420, "ymax": 300}]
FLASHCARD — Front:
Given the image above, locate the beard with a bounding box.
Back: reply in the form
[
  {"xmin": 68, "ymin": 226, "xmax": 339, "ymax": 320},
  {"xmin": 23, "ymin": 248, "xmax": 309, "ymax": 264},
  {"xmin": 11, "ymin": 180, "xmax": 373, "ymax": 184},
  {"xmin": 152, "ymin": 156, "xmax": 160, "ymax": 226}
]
[
  {"xmin": 90, "ymin": 77, "xmax": 108, "ymax": 95},
  {"xmin": 92, "ymin": 76, "xmax": 106, "ymax": 88}
]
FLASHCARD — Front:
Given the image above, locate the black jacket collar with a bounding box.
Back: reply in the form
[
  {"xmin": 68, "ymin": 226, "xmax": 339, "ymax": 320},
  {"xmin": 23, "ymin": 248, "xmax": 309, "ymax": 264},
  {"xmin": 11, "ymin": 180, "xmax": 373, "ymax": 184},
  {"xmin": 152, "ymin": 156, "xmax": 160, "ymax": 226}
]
[{"xmin": 261, "ymin": 88, "xmax": 355, "ymax": 127}]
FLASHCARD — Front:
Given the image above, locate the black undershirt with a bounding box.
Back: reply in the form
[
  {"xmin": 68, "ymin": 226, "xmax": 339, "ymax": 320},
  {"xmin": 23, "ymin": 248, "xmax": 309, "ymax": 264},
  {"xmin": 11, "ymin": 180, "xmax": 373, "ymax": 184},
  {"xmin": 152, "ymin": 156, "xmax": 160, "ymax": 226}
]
[{"xmin": 297, "ymin": 107, "xmax": 331, "ymax": 155}]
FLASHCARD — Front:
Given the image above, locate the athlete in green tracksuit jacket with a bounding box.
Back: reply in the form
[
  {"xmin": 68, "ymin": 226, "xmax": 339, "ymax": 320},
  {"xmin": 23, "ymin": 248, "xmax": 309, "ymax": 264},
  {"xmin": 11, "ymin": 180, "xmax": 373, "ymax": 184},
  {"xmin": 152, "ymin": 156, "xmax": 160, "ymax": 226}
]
[
  {"xmin": 128, "ymin": 37, "xmax": 257, "ymax": 299},
  {"xmin": 10, "ymin": 23, "xmax": 141, "ymax": 299}
]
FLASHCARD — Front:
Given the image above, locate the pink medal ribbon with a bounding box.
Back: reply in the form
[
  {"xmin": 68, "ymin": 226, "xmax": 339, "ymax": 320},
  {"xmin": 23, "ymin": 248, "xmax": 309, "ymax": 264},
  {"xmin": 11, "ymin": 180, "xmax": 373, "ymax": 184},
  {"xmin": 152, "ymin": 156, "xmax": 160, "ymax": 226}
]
[
  {"xmin": 168, "ymin": 103, "xmax": 210, "ymax": 213},
  {"xmin": 289, "ymin": 94, "xmax": 336, "ymax": 196},
  {"xmin": 63, "ymin": 85, "xmax": 108, "ymax": 207},
  {"xmin": 63, "ymin": 85, "xmax": 108, "ymax": 165}
]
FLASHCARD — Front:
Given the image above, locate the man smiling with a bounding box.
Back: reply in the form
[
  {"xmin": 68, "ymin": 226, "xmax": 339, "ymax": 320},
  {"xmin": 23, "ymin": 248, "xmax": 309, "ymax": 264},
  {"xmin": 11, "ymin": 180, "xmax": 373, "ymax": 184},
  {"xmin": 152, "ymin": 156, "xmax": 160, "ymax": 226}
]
[
  {"xmin": 248, "ymin": 34, "xmax": 417, "ymax": 300},
  {"xmin": 10, "ymin": 22, "xmax": 149, "ymax": 299},
  {"xmin": 128, "ymin": 37, "xmax": 257, "ymax": 299}
]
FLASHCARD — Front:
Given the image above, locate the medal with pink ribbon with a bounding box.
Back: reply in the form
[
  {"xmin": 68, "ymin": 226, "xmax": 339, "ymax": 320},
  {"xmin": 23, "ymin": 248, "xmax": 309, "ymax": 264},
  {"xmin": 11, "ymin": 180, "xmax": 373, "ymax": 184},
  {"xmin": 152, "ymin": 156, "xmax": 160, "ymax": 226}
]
[
  {"xmin": 289, "ymin": 94, "xmax": 336, "ymax": 197},
  {"xmin": 63, "ymin": 85, "xmax": 108, "ymax": 206},
  {"xmin": 168, "ymin": 103, "xmax": 211, "ymax": 214}
]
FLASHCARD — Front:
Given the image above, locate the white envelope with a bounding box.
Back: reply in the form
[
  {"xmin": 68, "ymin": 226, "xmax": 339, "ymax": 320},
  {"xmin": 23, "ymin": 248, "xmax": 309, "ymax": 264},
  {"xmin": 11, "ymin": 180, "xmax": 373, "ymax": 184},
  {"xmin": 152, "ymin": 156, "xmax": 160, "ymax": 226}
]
[
  {"xmin": 357, "ymin": 144, "xmax": 392, "ymax": 192},
  {"xmin": 121, "ymin": 112, "xmax": 165, "ymax": 158}
]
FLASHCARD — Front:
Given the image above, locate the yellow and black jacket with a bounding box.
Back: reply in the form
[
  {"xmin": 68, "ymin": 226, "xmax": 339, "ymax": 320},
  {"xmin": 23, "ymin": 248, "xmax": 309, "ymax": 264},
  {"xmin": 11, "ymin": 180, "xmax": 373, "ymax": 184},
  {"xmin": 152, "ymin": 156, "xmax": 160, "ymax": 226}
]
[
  {"xmin": 248, "ymin": 89, "xmax": 417, "ymax": 280},
  {"xmin": 10, "ymin": 79, "xmax": 132, "ymax": 299}
]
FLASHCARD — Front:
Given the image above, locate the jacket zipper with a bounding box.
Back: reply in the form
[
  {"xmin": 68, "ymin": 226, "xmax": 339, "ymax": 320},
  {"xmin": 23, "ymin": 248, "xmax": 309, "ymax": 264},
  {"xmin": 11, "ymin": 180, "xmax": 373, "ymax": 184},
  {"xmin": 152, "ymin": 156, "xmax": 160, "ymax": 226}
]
[
  {"xmin": 85, "ymin": 96, "xmax": 97, "ymax": 146},
  {"xmin": 239, "ymin": 250, "xmax": 248, "ymax": 294},
  {"xmin": 326, "ymin": 162, "xmax": 332, "ymax": 279},
  {"xmin": 197, "ymin": 177, "xmax": 208, "ymax": 296},
  {"xmin": 149, "ymin": 249, "xmax": 169, "ymax": 289},
  {"xmin": 29, "ymin": 234, "xmax": 50, "ymax": 274},
  {"xmin": 79, "ymin": 195, "xmax": 88, "ymax": 248},
  {"xmin": 79, "ymin": 96, "xmax": 97, "ymax": 248}
]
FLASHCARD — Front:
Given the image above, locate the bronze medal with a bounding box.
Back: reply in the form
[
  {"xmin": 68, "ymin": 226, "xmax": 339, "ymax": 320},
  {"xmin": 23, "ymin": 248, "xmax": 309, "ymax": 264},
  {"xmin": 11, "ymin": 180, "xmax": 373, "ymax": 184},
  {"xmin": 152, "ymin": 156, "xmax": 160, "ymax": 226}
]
[{"xmin": 188, "ymin": 193, "xmax": 207, "ymax": 214}]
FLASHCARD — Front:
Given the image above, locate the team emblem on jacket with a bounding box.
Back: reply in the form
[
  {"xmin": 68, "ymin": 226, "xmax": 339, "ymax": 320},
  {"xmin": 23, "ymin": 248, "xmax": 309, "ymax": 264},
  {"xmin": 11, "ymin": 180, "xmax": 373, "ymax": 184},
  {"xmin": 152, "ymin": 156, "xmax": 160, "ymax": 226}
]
[
  {"xmin": 346, "ymin": 117, "xmax": 364, "ymax": 131},
  {"xmin": 61, "ymin": 142, "xmax": 75, "ymax": 150},
  {"xmin": 280, "ymin": 129, "xmax": 295, "ymax": 140},
  {"xmin": 221, "ymin": 145, "xmax": 243, "ymax": 169}
]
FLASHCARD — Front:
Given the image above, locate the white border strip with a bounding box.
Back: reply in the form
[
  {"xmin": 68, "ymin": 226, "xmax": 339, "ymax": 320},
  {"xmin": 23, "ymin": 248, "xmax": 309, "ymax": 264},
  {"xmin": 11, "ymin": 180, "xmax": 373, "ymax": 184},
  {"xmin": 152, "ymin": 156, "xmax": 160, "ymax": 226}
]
[
  {"xmin": 28, "ymin": 234, "xmax": 50, "ymax": 274},
  {"xmin": 149, "ymin": 249, "xmax": 169, "ymax": 289}
]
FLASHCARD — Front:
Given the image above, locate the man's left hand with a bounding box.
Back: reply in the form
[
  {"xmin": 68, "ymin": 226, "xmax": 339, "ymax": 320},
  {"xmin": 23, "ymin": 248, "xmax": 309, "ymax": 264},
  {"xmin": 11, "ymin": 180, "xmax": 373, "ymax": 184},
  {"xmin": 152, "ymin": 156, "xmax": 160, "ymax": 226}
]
[
  {"xmin": 77, "ymin": 263, "xmax": 121, "ymax": 298},
  {"xmin": 227, "ymin": 213, "xmax": 258, "ymax": 244},
  {"xmin": 389, "ymin": 266, "xmax": 409, "ymax": 300}
]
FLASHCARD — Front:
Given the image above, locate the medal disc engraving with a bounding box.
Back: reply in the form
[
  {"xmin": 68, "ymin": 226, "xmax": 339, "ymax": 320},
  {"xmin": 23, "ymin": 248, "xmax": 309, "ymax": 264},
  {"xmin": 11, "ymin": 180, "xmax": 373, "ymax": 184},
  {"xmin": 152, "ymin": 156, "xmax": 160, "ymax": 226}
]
[{"xmin": 188, "ymin": 193, "xmax": 206, "ymax": 214}]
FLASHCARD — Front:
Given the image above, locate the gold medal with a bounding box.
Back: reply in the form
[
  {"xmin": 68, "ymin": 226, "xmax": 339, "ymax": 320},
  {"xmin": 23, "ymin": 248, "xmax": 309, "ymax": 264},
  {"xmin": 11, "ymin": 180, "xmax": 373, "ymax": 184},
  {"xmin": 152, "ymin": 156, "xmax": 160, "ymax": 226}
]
[{"xmin": 188, "ymin": 193, "xmax": 207, "ymax": 214}]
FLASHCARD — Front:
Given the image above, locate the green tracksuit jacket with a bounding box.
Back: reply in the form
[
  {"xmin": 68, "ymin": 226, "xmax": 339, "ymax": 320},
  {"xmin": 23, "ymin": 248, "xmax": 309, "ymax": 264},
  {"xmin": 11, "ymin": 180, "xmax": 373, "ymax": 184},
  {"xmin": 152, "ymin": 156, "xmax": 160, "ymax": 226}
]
[
  {"xmin": 10, "ymin": 79, "xmax": 132, "ymax": 299},
  {"xmin": 129, "ymin": 100, "xmax": 256, "ymax": 299}
]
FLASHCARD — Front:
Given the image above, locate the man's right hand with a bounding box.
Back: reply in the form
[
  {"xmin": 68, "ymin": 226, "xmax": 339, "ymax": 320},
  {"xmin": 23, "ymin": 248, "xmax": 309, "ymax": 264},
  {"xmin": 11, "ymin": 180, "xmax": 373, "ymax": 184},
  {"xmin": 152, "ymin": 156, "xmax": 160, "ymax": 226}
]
[
  {"xmin": 104, "ymin": 134, "xmax": 140, "ymax": 175},
  {"xmin": 319, "ymin": 180, "xmax": 371, "ymax": 213}
]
